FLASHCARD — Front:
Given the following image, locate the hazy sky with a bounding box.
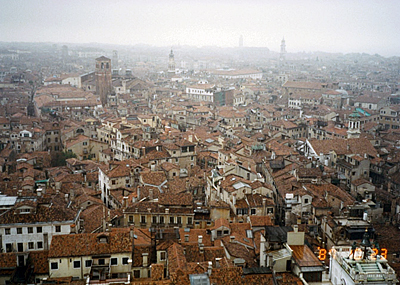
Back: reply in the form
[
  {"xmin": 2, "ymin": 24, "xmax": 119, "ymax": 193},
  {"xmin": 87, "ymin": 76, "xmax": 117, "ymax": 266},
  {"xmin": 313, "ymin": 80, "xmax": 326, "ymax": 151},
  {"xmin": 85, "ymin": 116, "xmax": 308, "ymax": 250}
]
[{"xmin": 1, "ymin": 0, "xmax": 399, "ymax": 56}]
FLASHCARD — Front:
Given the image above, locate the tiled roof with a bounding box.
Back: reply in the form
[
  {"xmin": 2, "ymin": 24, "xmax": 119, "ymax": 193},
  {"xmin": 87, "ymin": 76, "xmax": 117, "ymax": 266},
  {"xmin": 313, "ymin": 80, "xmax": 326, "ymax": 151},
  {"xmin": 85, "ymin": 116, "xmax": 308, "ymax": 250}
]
[
  {"xmin": 351, "ymin": 178, "xmax": 374, "ymax": 187},
  {"xmin": 0, "ymin": 252, "xmax": 17, "ymax": 268},
  {"xmin": 309, "ymin": 138, "xmax": 378, "ymax": 157},
  {"xmin": 270, "ymin": 119, "xmax": 298, "ymax": 129},
  {"xmin": 221, "ymin": 237, "xmax": 257, "ymax": 267},
  {"xmin": 249, "ymin": 216, "xmax": 273, "ymax": 227},
  {"xmin": 28, "ymin": 250, "xmax": 49, "ymax": 274},
  {"xmin": 80, "ymin": 204, "xmax": 105, "ymax": 233},
  {"xmin": 283, "ymin": 81, "xmax": 322, "ymax": 90},
  {"xmin": 159, "ymin": 192, "xmax": 193, "ymax": 206},
  {"xmin": 0, "ymin": 200, "xmax": 79, "ymax": 225},
  {"xmin": 141, "ymin": 171, "xmax": 167, "ymax": 186},
  {"xmin": 49, "ymin": 229, "xmax": 138, "ymax": 258}
]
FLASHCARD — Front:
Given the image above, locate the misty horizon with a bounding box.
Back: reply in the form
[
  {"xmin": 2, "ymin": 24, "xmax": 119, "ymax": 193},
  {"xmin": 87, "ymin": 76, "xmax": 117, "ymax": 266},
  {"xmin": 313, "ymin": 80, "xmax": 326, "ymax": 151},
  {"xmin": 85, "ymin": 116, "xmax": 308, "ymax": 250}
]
[{"xmin": 1, "ymin": 0, "xmax": 400, "ymax": 57}]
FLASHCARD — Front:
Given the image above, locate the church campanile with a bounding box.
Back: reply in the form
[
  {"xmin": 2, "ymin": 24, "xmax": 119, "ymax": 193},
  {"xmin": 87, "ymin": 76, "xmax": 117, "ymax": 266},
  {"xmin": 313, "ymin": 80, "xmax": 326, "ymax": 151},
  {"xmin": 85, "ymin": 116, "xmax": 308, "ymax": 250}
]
[{"xmin": 95, "ymin": 56, "xmax": 112, "ymax": 106}]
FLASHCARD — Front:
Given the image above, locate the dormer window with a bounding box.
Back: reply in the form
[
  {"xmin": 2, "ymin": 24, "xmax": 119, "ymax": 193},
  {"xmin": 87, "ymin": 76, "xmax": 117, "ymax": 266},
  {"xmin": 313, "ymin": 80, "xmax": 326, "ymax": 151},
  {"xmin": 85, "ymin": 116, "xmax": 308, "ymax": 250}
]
[
  {"xmin": 97, "ymin": 233, "xmax": 109, "ymax": 243},
  {"xmin": 20, "ymin": 208, "xmax": 30, "ymax": 214}
]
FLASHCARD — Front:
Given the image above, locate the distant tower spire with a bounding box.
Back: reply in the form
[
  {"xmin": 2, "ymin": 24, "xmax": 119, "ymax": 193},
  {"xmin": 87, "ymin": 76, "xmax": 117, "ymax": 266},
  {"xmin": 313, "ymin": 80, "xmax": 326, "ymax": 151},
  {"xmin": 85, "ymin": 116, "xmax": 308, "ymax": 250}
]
[
  {"xmin": 168, "ymin": 49, "xmax": 175, "ymax": 74},
  {"xmin": 239, "ymin": 35, "xmax": 243, "ymax": 47},
  {"xmin": 112, "ymin": 50, "xmax": 119, "ymax": 69},
  {"xmin": 280, "ymin": 37, "xmax": 286, "ymax": 64}
]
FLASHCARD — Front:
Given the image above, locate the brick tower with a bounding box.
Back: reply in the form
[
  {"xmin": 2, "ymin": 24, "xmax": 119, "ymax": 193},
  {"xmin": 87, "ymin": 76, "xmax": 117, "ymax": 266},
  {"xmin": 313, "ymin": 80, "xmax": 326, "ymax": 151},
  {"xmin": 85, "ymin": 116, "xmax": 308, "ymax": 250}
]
[{"xmin": 95, "ymin": 56, "xmax": 112, "ymax": 106}]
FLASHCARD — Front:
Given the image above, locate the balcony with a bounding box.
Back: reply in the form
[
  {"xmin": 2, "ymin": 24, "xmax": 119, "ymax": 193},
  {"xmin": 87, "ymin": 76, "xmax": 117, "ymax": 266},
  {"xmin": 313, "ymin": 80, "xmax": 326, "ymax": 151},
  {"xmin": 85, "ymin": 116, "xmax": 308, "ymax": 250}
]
[{"xmin": 88, "ymin": 275, "xmax": 130, "ymax": 285}]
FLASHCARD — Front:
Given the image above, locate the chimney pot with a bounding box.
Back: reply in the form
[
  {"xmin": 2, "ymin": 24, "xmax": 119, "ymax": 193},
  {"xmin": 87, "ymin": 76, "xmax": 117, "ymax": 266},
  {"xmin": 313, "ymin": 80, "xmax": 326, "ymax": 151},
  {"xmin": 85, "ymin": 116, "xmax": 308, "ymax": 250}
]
[{"xmin": 130, "ymin": 225, "xmax": 134, "ymax": 238}]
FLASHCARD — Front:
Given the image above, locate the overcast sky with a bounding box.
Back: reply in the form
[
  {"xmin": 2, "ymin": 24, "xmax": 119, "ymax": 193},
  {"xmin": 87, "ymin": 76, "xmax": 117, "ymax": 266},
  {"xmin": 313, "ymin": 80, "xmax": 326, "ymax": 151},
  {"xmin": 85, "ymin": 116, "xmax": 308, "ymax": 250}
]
[{"xmin": 1, "ymin": 0, "xmax": 399, "ymax": 56}]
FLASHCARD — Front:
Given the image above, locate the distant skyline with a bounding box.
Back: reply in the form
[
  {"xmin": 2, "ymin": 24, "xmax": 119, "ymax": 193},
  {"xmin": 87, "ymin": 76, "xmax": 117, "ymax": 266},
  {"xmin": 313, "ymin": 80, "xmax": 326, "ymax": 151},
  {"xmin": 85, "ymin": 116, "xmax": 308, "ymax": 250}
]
[{"xmin": 1, "ymin": 0, "xmax": 399, "ymax": 57}]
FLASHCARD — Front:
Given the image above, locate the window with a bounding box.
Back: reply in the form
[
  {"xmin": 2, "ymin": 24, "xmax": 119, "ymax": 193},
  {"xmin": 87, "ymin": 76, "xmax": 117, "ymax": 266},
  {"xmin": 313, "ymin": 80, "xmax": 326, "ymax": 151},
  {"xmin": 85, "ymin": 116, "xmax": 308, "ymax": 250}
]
[
  {"xmin": 112, "ymin": 180, "xmax": 116, "ymax": 185},
  {"xmin": 28, "ymin": 227, "xmax": 33, "ymax": 234},
  {"xmin": 129, "ymin": 215, "xmax": 134, "ymax": 223},
  {"xmin": 85, "ymin": 260, "xmax": 92, "ymax": 267},
  {"xmin": 134, "ymin": 270, "xmax": 140, "ymax": 278},
  {"xmin": 55, "ymin": 225, "xmax": 61, "ymax": 232},
  {"xmin": 98, "ymin": 258, "xmax": 105, "ymax": 265},
  {"xmin": 122, "ymin": 257, "xmax": 129, "ymax": 265},
  {"xmin": 5, "ymin": 228, "xmax": 10, "ymax": 235},
  {"xmin": 224, "ymin": 230, "xmax": 229, "ymax": 235},
  {"xmin": 37, "ymin": 242, "xmax": 43, "ymax": 249},
  {"xmin": 187, "ymin": 217, "xmax": 192, "ymax": 224},
  {"xmin": 141, "ymin": 216, "xmax": 146, "ymax": 224},
  {"xmin": 111, "ymin": 258, "xmax": 118, "ymax": 266},
  {"xmin": 6, "ymin": 243, "xmax": 12, "ymax": 252},
  {"xmin": 170, "ymin": 217, "xmax": 174, "ymax": 224},
  {"xmin": 152, "ymin": 216, "xmax": 157, "ymax": 224},
  {"xmin": 217, "ymin": 230, "xmax": 222, "ymax": 237},
  {"xmin": 28, "ymin": 242, "xmax": 34, "ymax": 249},
  {"xmin": 37, "ymin": 227, "xmax": 42, "ymax": 233},
  {"xmin": 51, "ymin": 262, "xmax": 58, "ymax": 270},
  {"xmin": 251, "ymin": 209, "xmax": 256, "ymax": 215},
  {"xmin": 73, "ymin": 260, "xmax": 80, "ymax": 268},
  {"xmin": 17, "ymin": 228, "xmax": 22, "ymax": 234},
  {"xmin": 159, "ymin": 216, "xmax": 164, "ymax": 224},
  {"xmin": 304, "ymin": 199, "xmax": 309, "ymax": 204},
  {"xmin": 177, "ymin": 217, "xmax": 182, "ymax": 224},
  {"xmin": 83, "ymin": 141, "xmax": 88, "ymax": 146}
]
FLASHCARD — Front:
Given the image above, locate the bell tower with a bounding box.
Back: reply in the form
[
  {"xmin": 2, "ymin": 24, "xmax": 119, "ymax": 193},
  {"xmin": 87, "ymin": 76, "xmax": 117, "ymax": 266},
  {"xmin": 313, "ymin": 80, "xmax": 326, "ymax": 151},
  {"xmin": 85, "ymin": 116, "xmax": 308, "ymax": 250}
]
[
  {"xmin": 347, "ymin": 111, "xmax": 361, "ymax": 139},
  {"xmin": 168, "ymin": 49, "xmax": 175, "ymax": 74},
  {"xmin": 280, "ymin": 37, "xmax": 286, "ymax": 64},
  {"xmin": 95, "ymin": 56, "xmax": 112, "ymax": 106}
]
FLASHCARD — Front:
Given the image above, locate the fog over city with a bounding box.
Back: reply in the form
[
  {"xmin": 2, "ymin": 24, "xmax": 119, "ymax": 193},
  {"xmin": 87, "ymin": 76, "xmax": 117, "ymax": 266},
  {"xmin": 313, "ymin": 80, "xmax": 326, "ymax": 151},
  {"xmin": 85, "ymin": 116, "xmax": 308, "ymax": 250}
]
[
  {"xmin": 1, "ymin": 0, "xmax": 399, "ymax": 56},
  {"xmin": 2, "ymin": 0, "xmax": 400, "ymax": 283}
]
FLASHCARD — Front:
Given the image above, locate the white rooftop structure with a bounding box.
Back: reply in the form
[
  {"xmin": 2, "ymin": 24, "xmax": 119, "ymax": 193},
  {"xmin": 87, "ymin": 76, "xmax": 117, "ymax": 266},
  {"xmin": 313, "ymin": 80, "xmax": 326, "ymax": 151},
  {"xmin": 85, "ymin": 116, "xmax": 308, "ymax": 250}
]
[
  {"xmin": 329, "ymin": 246, "xmax": 398, "ymax": 285},
  {"xmin": 0, "ymin": 195, "xmax": 17, "ymax": 209}
]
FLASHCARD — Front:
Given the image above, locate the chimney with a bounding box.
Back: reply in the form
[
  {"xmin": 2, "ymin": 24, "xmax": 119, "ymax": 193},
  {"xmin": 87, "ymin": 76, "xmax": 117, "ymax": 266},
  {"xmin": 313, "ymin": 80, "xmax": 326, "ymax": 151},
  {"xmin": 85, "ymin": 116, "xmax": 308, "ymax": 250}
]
[
  {"xmin": 18, "ymin": 189, "xmax": 22, "ymax": 197},
  {"xmin": 207, "ymin": 261, "xmax": 212, "ymax": 276},
  {"xmin": 37, "ymin": 188, "xmax": 42, "ymax": 197},
  {"xmin": 215, "ymin": 258, "xmax": 222, "ymax": 268},
  {"xmin": 262, "ymin": 198, "xmax": 267, "ymax": 216},
  {"xmin": 64, "ymin": 193, "xmax": 69, "ymax": 203},
  {"xmin": 70, "ymin": 188, "xmax": 75, "ymax": 201},
  {"xmin": 230, "ymin": 236, "xmax": 235, "ymax": 243},
  {"xmin": 198, "ymin": 235, "xmax": 203, "ymax": 245},
  {"xmin": 293, "ymin": 225, "xmax": 298, "ymax": 233},
  {"xmin": 137, "ymin": 186, "xmax": 140, "ymax": 200},
  {"xmin": 130, "ymin": 225, "xmax": 134, "ymax": 238},
  {"xmin": 123, "ymin": 196, "xmax": 128, "ymax": 208},
  {"xmin": 165, "ymin": 208, "xmax": 169, "ymax": 214},
  {"xmin": 70, "ymin": 224, "xmax": 76, "ymax": 234},
  {"xmin": 149, "ymin": 188, "xmax": 153, "ymax": 200}
]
